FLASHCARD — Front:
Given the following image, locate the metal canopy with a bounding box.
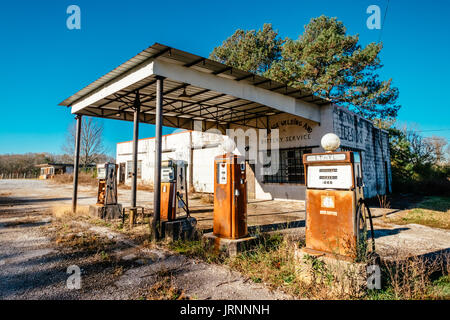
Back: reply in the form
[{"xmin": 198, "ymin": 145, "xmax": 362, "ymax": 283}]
[{"xmin": 59, "ymin": 43, "xmax": 329, "ymax": 132}]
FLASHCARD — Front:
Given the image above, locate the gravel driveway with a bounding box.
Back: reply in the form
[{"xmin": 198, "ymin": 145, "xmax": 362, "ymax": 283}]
[{"xmin": 0, "ymin": 179, "xmax": 290, "ymax": 300}]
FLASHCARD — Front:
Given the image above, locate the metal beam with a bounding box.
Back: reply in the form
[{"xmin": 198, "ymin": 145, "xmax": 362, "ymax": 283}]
[
  {"xmin": 269, "ymin": 85, "xmax": 287, "ymax": 92},
  {"xmin": 151, "ymin": 76, "xmax": 164, "ymax": 240},
  {"xmin": 235, "ymin": 74, "xmax": 254, "ymax": 81},
  {"xmin": 131, "ymin": 92, "xmax": 140, "ymax": 208},
  {"xmin": 169, "ymin": 93, "xmax": 227, "ymax": 113},
  {"xmin": 96, "ymin": 79, "xmax": 157, "ymax": 109},
  {"xmin": 72, "ymin": 115, "xmax": 82, "ymax": 213},
  {"xmin": 254, "ymin": 79, "xmax": 271, "ymax": 86},
  {"xmin": 184, "ymin": 57, "xmax": 205, "ymax": 68},
  {"xmin": 117, "ymin": 83, "xmax": 188, "ymax": 111},
  {"xmin": 212, "ymin": 66, "xmax": 232, "ymax": 75}
]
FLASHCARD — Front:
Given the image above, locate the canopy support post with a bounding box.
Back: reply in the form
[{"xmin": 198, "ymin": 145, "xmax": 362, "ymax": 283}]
[
  {"xmin": 72, "ymin": 114, "xmax": 82, "ymax": 213},
  {"xmin": 130, "ymin": 92, "xmax": 140, "ymax": 226},
  {"xmin": 151, "ymin": 76, "xmax": 164, "ymax": 240}
]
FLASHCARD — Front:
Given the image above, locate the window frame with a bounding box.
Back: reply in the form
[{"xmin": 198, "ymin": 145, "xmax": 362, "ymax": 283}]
[
  {"xmin": 263, "ymin": 146, "xmax": 314, "ymax": 185},
  {"xmin": 126, "ymin": 160, "xmax": 142, "ymax": 179}
]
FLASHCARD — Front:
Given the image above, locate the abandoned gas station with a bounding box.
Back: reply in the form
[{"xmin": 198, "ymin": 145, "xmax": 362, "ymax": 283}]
[
  {"xmin": 60, "ymin": 43, "xmax": 391, "ymax": 245},
  {"xmin": 115, "ymin": 104, "xmax": 391, "ymax": 201}
]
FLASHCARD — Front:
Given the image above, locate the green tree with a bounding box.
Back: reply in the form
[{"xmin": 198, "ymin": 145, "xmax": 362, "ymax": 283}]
[
  {"xmin": 388, "ymin": 126, "xmax": 450, "ymax": 195},
  {"xmin": 210, "ymin": 16, "xmax": 400, "ymax": 120},
  {"xmin": 210, "ymin": 23, "xmax": 285, "ymax": 75}
]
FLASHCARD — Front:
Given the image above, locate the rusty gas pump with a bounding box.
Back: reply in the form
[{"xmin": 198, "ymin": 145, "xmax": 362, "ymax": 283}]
[
  {"xmin": 89, "ymin": 162, "xmax": 122, "ymax": 219},
  {"xmin": 159, "ymin": 160, "xmax": 196, "ymax": 241},
  {"xmin": 303, "ymin": 133, "xmax": 375, "ymax": 261},
  {"xmin": 213, "ymin": 153, "xmax": 248, "ymax": 239},
  {"xmin": 160, "ymin": 160, "xmax": 190, "ymax": 221}
]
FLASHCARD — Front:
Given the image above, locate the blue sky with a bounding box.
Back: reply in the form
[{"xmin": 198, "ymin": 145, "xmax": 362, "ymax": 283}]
[{"xmin": 1, "ymin": 0, "xmax": 449, "ymax": 156}]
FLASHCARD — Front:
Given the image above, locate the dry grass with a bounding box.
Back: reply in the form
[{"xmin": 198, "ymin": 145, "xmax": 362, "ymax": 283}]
[
  {"xmin": 228, "ymin": 235, "xmax": 365, "ymax": 299},
  {"xmin": 189, "ymin": 193, "xmax": 202, "ymax": 200},
  {"xmin": 200, "ymin": 193, "xmax": 214, "ymax": 204},
  {"xmin": 369, "ymin": 251, "xmax": 450, "ymax": 300},
  {"xmin": 49, "ymin": 172, "xmax": 97, "ymax": 186},
  {"xmin": 377, "ymin": 195, "xmax": 391, "ymax": 209},
  {"xmin": 55, "ymin": 231, "xmax": 103, "ymax": 251},
  {"xmin": 169, "ymin": 234, "xmax": 348, "ymax": 299},
  {"xmin": 51, "ymin": 205, "xmax": 89, "ymax": 220},
  {"xmin": 387, "ymin": 196, "xmax": 450, "ymax": 229},
  {"xmin": 138, "ymin": 268, "xmax": 189, "ymax": 300},
  {"xmin": 169, "ymin": 232, "xmax": 450, "ymax": 300},
  {"xmin": 51, "ymin": 218, "xmax": 115, "ymax": 256},
  {"xmin": 118, "ymin": 182, "xmax": 154, "ymax": 192},
  {"xmin": 48, "ymin": 204, "xmax": 116, "ymax": 255}
]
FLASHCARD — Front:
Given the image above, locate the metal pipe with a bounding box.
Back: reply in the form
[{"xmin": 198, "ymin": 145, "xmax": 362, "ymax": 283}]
[
  {"xmin": 151, "ymin": 76, "xmax": 164, "ymax": 240},
  {"xmin": 72, "ymin": 114, "xmax": 82, "ymax": 213},
  {"xmin": 131, "ymin": 92, "xmax": 140, "ymax": 208}
]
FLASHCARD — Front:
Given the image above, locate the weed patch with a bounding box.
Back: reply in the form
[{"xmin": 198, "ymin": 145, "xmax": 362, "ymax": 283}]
[{"xmin": 138, "ymin": 268, "xmax": 189, "ymax": 300}]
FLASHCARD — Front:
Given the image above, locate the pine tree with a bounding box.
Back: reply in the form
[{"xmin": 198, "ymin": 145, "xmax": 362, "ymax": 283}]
[
  {"xmin": 210, "ymin": 23, "xmax": 285, "ymax": 75},
  {"xmin": 210, "ymin": 16, "xmax": 400, "ymax": 120}
]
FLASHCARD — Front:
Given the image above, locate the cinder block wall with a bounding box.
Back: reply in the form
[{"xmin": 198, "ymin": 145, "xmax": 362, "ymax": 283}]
[{"xmin": 328, "ymin": 104, "xmax": 391, "ymax": 198}]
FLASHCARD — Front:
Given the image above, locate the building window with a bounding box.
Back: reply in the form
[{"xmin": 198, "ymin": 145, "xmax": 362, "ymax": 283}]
[
  {"xmin": 263, "ymin": 147, "xmax": 312, "ymax": 184},
  {"xmin": 127, "ymin": 160, "xmax": 142, "ymax": 179}
]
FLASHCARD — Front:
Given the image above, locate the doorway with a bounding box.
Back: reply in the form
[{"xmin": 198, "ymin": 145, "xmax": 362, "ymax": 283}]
[{"xmin": 119, "ymin": 162, "xmax": 125, "ymax": 184}]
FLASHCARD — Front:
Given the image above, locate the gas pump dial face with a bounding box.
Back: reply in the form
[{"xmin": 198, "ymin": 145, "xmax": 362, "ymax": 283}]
[
  {"xmin": 218, "ymin": 163, "xmax": 227, "ymax": 184},
  {"xmin": 97, "ymin": 168, "xmax": 106, "ymax": 180},
  {"xmin": 307, "ymin": 165, "xmax": 353, "ymax": 189}
]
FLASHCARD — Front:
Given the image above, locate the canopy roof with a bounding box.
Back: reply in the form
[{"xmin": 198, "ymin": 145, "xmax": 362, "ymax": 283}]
[{"xmin": 59, "ymin": 43, "xmax": 330, "ymax": 131}]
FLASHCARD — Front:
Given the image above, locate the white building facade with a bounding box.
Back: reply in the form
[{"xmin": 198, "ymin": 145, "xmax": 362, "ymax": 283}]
[{"xmin": 116, "ymin": 104, "xmax": 391, "ymax": 201}]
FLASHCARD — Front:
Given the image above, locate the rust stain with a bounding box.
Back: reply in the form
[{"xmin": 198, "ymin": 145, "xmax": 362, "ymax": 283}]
[{"xmin": 305, "ymin": 186, "xmax": 357, "ymax": 258}]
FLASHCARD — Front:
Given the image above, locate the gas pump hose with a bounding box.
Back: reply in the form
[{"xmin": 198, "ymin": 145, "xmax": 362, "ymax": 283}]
[{"xmin": 357, "ymin": 198, "xmax": 376, "ymax": 253}]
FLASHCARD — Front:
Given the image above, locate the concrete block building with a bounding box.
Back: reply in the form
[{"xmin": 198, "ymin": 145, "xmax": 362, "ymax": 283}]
[{"xmin": 116, "ymin": 103, "xmax": 391, "ymax": 201}]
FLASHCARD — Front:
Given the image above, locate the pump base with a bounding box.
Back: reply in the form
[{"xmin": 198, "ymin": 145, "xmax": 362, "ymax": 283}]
[
  {"xmin": 301, "ymin": 247, "xmax": 356, "ymax": 262},
  {"xmin": 89, "ymin": 204, "xmax": 122, "ymax": 220},
  {"xmin": 202, "ymin": 232, "xmax": 257, "ymax": 257},
  {"xmin": 161, "ymin": 217, "xmax": 197, "ymax": 242},
  {"xmin": 295, "ymin": 248, "xmax": 370, "ymax": 297}
]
